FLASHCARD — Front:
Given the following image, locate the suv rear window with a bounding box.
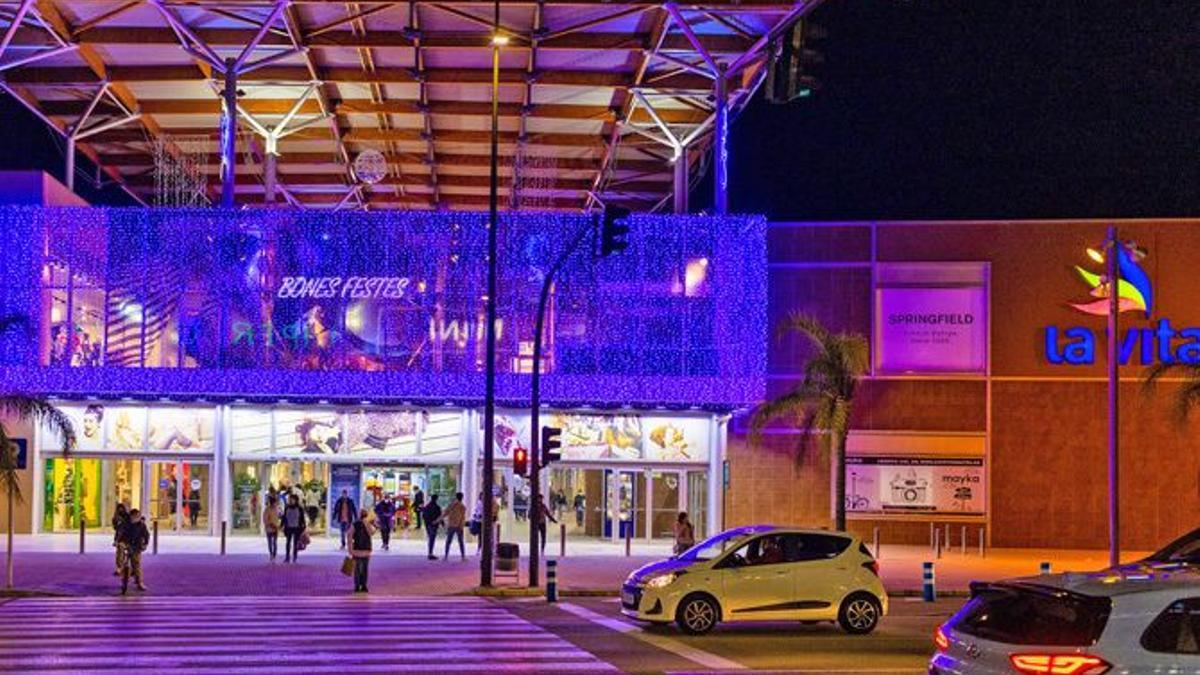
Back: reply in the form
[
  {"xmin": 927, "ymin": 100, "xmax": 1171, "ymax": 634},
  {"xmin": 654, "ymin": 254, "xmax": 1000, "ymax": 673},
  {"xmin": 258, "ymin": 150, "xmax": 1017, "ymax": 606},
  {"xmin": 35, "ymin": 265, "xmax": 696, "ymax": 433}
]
[
  {"xmin": 950, "ymin": 584, "xmax": 1111, "ymax": 646},
  {"xmin": 1141, "ymin": 598, "xmax": 1200, "ymax": 654}
]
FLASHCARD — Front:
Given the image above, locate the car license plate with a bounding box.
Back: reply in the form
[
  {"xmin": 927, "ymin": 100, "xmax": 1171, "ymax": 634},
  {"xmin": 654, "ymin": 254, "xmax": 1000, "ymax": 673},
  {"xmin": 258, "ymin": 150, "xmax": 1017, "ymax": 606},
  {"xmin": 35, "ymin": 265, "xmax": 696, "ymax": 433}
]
[{"xmin": 621, "ymin": 590, "xmax": 636, "ymax": 606}]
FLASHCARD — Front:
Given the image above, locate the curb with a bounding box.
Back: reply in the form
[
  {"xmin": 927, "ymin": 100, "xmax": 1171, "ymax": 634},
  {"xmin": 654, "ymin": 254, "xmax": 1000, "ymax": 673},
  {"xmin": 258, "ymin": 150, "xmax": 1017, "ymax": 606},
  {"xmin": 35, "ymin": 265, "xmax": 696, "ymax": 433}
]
[
  {"xmin": 0, "ymin": 589, "xmax": 71, "ymax": 598},
  {"xmin": 463, "ymin": 587, "xmax": 970, "ymax": 599}
]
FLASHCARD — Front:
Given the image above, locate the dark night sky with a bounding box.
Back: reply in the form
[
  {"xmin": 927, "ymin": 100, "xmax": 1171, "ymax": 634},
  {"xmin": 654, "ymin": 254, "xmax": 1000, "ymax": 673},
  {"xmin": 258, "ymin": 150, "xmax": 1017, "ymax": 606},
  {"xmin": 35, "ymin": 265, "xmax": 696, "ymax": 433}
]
[{"xmin": 2, "ymin": 1, "xmax": 1198, "ymax": 219}]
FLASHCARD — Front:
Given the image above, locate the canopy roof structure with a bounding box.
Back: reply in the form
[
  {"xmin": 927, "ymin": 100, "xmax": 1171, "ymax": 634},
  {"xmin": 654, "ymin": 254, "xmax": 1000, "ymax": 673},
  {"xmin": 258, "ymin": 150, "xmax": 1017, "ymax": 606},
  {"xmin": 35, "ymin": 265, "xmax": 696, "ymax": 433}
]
[{"xmin": 0, "ymin": 1, "xmax": 816, "ymax": 211}]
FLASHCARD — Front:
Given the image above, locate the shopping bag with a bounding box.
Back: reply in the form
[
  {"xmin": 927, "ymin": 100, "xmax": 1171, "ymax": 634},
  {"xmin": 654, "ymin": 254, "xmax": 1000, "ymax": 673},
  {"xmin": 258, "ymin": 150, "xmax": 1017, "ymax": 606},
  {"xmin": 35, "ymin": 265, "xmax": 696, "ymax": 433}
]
[
  {"xmin": 298, "ymin": 531, "xmax": 311, "ymax": 551},
  {"xmin": 340, "ymin": 556, "xmax": 355, "ymax": 576}
]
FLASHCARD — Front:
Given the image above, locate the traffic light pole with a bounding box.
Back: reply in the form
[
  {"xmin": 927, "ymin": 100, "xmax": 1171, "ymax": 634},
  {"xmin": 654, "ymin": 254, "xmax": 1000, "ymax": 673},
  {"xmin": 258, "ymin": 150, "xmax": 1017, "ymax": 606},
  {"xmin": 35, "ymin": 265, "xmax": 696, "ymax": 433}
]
[{"xmin": 529, "ymin": 220, "xmax": 594, "ymax": 587}]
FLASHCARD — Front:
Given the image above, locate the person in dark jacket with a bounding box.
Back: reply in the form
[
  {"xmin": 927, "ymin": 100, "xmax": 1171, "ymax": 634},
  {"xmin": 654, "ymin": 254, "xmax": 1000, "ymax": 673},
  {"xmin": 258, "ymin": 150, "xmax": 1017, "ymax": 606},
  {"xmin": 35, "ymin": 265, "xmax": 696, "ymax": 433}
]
[
  {"xmin": 350, "ymin": 509, "xmax": 374, "ymax": 593},
  {"xmin": 422, "ymin": 494, "xmax": 442, "ymax": 560},
  {"xmin": 282, "ymin": 493, "xmax": 307, "ymax": 563},
  {"xmin": 111, "ymin": 502, "xmax": 130, "ymax": 576},
  {"xmin": 117, "ymin": 509, "xmax": 150, "ymax": 594},
  {"xmin": 332, "ymin": 490, "xmax": 356, "ymax": 550},
  {"xmin": 187, "ymin": 488, "xmax": 202, "ymax": 528},
  {"xmin": 412, "ymin": 488, "xmax": 425, "ymax": 531},
  {"xmin": 373, "ymin": 493, "xmax": 396, "ymax": 551}
]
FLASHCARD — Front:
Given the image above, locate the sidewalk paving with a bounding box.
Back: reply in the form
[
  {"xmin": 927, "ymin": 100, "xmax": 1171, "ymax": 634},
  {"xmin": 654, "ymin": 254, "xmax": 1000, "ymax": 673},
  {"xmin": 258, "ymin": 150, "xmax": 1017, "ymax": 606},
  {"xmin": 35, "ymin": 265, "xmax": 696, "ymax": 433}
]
[{"xmin": 0, "ymin": 534, "xmax": 1150, "ymax": 598}]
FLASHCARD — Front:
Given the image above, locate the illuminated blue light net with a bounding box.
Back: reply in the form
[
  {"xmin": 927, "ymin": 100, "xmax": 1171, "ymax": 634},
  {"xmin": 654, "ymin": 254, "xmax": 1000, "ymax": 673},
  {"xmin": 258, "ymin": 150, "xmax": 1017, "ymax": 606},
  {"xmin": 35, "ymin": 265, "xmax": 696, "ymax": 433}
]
[{"xmin": 0, "ymin": 208, "xmax": 765, "ymax": 409}]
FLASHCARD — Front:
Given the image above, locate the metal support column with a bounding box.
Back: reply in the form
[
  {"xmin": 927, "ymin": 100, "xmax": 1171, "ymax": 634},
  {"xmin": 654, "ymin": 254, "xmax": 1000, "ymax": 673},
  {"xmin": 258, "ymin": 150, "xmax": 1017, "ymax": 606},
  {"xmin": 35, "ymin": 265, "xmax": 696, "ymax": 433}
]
[
  {"xmin": 220, "ymin": 57, "xmax": 239, "ymax": 208},
  {"xmin": 713, "ymin": 67, "xmax": 729, "ymax": 215},
  {"xmin": 264, "ymin": 136, "xmax": 278, "ymax": 204},
  {"xmin": 673, "ymin": 146, "xmax": 689, "ymax": 214},
  {"xmin": 480, "ymin": 0, "xmax": 502, "ymax": 587},
  {"xmin": 1106, "ymin": 225, "xmax": 1120, "ymax": 567}
]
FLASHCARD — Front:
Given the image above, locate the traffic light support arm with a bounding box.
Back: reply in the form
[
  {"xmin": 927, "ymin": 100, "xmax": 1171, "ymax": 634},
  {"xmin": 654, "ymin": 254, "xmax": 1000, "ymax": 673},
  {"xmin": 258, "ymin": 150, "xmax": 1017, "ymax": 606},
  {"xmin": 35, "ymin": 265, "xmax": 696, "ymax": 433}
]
[{"xmin": 528, "ymin": 218, "xmax": 594, "ymax": 587}]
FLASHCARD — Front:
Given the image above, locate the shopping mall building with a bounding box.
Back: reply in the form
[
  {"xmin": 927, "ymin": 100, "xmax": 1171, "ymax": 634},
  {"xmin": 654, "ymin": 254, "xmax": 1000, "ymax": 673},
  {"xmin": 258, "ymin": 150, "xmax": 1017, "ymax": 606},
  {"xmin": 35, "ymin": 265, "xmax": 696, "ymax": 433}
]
[
  {"xmin": 0, "ymin": 197, "xmax": 765, "ymax": 546},
  {"xmin": 732, "ymin": 218, "xmax": 1200, "ymax": 551},
  {"xmin": 1, "ymin": 190, "xmax": 1196, "ymax": 551}
]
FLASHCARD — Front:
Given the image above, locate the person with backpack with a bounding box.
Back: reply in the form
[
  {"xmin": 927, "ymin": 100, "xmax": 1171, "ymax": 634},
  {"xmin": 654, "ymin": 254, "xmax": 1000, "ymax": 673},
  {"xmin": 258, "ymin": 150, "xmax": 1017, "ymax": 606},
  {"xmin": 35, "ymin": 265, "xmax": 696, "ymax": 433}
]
[
  {"xmin": 349, "ymin": 509, "xmax": 374, "ymax": 593},
  {"xmin": 262, "ymin": 494, "xmax": 281, "ymax": 561},
  {"xmin": 117, "ymin": 508, "xmax": 150, "ymax": 594},
  {"xmin": 422, "ymin": 494, "xmax": 442, "ymax": 560},
  {"xmin": 373, "ymin": 493, "xmax": 396, "ymax": 551},
  {"xmin": 412, "ymin": 487, "xmax": 425, "ymax": 531},
  {"xmin": 282, "ymin": 493, "xmax": 307, "ymax": 563}
]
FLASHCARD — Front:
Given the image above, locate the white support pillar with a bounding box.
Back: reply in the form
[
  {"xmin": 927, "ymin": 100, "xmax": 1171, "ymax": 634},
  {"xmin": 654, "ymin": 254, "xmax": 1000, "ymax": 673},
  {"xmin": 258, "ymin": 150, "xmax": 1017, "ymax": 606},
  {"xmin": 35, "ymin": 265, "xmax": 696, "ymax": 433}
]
[
  {"xmin": 461, "ymin": 409, "xmax": 478, "ymax": 520},
  {"xmin": 708, "ymin": 415, "xmax": 727, "ymax": 538},
  {"xmin": 673, "ymin": 146, "xmax": 688, "ymax": 214}
]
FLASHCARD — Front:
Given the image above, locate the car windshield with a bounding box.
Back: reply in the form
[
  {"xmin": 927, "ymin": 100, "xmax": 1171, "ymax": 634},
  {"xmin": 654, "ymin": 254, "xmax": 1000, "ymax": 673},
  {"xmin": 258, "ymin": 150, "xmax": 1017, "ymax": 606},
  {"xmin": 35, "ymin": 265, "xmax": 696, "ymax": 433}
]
[
  {"xmin": 1148, "ymin": 528, "xmax": 1200, "ymax": 564},
  {"xmin": 677, "ymin": 528, "xmax": 759, "ymax": 562}
]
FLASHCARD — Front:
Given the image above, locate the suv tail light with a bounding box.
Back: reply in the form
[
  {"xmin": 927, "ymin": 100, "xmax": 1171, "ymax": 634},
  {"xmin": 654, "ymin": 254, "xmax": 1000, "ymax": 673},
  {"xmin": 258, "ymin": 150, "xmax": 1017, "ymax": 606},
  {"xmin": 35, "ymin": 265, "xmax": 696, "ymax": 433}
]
[
  {"xmin": 1009, "ymin": 654, "xmax": 1111, "ymax": 675},
  {"xmin": 862, "ymin": 560, "xmax": 880, "ymax": 576},
  {"xmin": 933, "ymin": 627, "xmax": 950, "ymax": 652}
]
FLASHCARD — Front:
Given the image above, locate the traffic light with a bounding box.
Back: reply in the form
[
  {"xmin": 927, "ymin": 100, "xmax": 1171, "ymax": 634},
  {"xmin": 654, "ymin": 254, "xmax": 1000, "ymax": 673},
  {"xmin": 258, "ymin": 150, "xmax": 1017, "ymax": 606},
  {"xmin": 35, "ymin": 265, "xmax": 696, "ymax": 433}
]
[
  {"xmin": 767, "ymin": 18, "xmax": 825, "ymax": 104},
  {"xmin": 513, "ymin": 446, "xmax": 529, "ymax": 476},
  {"xmin": 599, "ymin": 206, "xmax": 631, "ymax": 256},
  {"xmin": 541, "ymin": 426, "xmax": 562, "ymax": 466}
]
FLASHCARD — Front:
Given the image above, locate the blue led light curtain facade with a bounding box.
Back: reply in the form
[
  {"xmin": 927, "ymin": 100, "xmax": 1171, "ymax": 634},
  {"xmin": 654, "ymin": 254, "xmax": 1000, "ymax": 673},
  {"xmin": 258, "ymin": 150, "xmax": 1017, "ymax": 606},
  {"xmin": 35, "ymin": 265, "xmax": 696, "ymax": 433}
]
[{"xmin": 0, "ymin": 208, "xmax": 765, "ymax": 409}]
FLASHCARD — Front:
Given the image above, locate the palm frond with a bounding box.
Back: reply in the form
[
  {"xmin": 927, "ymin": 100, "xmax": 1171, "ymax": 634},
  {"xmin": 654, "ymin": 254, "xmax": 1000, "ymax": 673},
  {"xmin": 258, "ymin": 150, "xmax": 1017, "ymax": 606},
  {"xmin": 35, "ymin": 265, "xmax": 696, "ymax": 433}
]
[
  {"xmin": 0, "ymin": 424, "xmax": 21, "ymax": 504},
  {"xmin": 0, "ymin": 396, "xmax": 76, "ymax": 455},
  {"xmin": 1173, "ymin": 380, "xmax": 1200, "ymax": 423},
  {"xmin": 749, "ymin": 386, "xmax": 822, "ymax": 443},
  {"xmin": 776, "ymin": 312, "xmax": 833, "ymax": 354}
]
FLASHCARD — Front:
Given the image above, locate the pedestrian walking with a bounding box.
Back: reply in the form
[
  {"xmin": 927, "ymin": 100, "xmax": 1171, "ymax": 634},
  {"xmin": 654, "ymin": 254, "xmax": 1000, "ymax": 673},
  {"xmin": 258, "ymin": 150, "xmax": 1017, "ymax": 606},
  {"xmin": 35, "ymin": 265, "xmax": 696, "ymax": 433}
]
[
  {"xmin": 262, "ymin": 494, "xmax": 281, "ymax": 561},
  {"xmin": 282, "ymin": 493, "xmax": 307, "ymax": 563},
  {"xmin": 111, "ymin": 502, "xmax": 129, "ymax": 576},
  {"xmin": 440, "ymin": 492, "xmax": 467, "ymax": 561},
  {"xmin": 412, "ymin": 487, "xmax": 425, "ymax": 530},
  {"xmin": 673, "ymin": 511, "xmax": 695, "ymax": 555},
  {"xmin": 573, "ymin": 490, "xmax": 585, "ymax": 527},
  {"xmin": 187, "ymin": 488, "xmax": 202, "ymax": 528},
  {"xmin": 117, "ymin": 508, "xmax": 149, "ymax": 594},
  {"xmin": 373, "ymin": 493, "xmax": 396, "ymax": 551},
  {"xmin": 332, "ymin": 489, "xmax": 356, "ymax": 550},
  {"xmin": 533, "ymin": 493, "xmax": 558, "ymax": 554},
  {"xmin": 350, "ymin": 509, "xmax": 374, "ymax": 593},
  {"xmin": 422, "ymin": 494, "xmax": 442, "ymax": 559}
]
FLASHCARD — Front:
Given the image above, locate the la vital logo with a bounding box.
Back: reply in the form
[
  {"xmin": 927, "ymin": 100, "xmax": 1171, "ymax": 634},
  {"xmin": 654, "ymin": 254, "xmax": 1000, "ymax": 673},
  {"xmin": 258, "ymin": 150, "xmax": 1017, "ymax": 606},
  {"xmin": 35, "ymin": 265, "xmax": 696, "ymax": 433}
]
[{"xmin": 1045, "ymin": 242, "xmax": 1200, "ymax": 365}]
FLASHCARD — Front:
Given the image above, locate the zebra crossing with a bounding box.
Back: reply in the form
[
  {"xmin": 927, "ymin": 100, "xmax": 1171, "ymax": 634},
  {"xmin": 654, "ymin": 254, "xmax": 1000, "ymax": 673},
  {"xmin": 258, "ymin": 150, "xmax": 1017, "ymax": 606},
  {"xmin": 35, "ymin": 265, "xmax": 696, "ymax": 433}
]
[{"xmin": 0, "ymin": 595, "xmax": 618, "ymax": 673}]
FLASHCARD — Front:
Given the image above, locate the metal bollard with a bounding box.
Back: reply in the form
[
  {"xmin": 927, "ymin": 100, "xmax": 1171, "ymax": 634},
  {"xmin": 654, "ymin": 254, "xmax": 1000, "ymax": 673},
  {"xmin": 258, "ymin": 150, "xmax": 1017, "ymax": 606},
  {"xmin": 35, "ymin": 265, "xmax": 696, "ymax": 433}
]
[
  {"xmin": 934, "ymin": 528, "xmax": 942, "ymax": 559},
  {"xmin": 1040, "ymin": 561, "xmax": 1052, "ymax": 575},
  {"xmin": 152, "ymin": 520, "xmax": 159, "ymax": 555},
  {"xmin": 978, "ymin": 527, "xmax": 986, "ymax": 558},
  {"xmin": 624, "ymin": 524, "xmax": 632, "ymax": 557},
  {"xmin": 872, "ymin": 526, "xmax": 881, "ymax": 559},
  {"xmin": 79, "ymin": 519, "xmax": 85, "ymax": 554},
  {"xmin": 559, "ymin": 523, "xmax": 566, "ymax": 559},
  {"xmin": 922, "ymin": 561, "xmax": 936, "ymax": 602},
  {"xmin": 960, "ymin": 526, "xmax": 967, "ymax": 556},
  {"xmin": 546, "ymin": 559, "xmax": 558, "ymax": 603},
  {"xmin": 220, "ymin": 521, "xmax": 227, "ymax": 556}
]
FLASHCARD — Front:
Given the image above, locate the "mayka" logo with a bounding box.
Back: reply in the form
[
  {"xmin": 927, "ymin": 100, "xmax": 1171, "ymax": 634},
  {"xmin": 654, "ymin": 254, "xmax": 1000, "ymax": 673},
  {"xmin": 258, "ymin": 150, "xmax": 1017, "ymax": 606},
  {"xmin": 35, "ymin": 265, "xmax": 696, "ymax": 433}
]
[{"xmin": 1045, "ymin": 242, "xmax": 1200, "ymax": 365}]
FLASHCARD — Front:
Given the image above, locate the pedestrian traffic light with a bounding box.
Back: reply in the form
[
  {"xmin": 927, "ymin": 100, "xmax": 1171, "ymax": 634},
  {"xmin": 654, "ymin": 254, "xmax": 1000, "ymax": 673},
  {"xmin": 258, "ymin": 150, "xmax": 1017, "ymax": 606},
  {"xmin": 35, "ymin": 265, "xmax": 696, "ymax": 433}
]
[
  {"xmin": 513, "ymin": 446, "xmax": 529, "ymax": 476},
  {"xmin": 599, "ymin": 206, "xmax": 631, "ymax": 257},
  {"xmin": 541, "ymin": 426, "xmax": 562, "ymax": 466},
  {"xmin": 767, "ymin": 18, "xmax": 825, "ymax": 104}
]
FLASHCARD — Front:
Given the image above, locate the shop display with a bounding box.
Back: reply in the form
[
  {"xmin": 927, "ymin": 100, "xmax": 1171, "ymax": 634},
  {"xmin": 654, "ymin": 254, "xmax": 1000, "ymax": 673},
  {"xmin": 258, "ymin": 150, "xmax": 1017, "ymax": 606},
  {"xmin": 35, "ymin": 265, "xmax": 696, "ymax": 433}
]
[
  {"xmin": 492, "ymin": 411, "xmax": 710, "ymax": 464},
  {"xmin": 845, "ymin": 456, "xmax": 986, "ymax": 515}
]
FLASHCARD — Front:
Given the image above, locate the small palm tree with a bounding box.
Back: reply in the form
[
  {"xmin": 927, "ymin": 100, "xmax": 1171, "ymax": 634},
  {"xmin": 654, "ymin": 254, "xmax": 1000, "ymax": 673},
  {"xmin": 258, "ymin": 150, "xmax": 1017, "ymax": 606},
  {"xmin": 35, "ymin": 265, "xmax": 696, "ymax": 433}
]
[
  {"xmin": 0, "ymin": 315, "xmax": 76, "ymax": 589},
  {"xmin": 750, "ymin": 313, "xmax": 869, "ymax": 531}
]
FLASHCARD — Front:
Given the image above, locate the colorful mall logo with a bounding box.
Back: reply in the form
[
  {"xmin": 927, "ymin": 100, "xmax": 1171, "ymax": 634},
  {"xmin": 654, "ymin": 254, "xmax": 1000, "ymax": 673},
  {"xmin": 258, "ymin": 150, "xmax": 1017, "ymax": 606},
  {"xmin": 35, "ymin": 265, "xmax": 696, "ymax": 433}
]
[{"xmin": 1045, "ymin": 243, "xmax": 1200, "ymax": 365}]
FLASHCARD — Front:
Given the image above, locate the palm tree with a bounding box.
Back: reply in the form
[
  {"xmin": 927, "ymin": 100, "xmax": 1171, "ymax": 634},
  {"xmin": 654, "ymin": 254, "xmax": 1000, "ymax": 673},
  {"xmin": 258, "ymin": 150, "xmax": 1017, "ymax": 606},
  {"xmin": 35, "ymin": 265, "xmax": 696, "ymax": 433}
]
[
  {"xmin": 0, "ymin": 315, "xmax": 76, "ymax": 589},
  {"xmin": 1143, "ymin": 362, "xmax": 1200, "ymax": 422},
  {"xmin": 750, "ymin": 313, "xmax": 869, "ymax": 531}
]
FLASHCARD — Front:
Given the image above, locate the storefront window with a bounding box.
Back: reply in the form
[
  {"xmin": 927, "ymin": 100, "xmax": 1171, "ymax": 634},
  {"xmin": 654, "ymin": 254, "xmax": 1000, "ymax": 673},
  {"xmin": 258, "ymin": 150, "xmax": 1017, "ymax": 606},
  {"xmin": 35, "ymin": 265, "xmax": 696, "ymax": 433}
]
[{"xmin": 43, "ymin": 458, "xmax": 102, "ymax": 532}]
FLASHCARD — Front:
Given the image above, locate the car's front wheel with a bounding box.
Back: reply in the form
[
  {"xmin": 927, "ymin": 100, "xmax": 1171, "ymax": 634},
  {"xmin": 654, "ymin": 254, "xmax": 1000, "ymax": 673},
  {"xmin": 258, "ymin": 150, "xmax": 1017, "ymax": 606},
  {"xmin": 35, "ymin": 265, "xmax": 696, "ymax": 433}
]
[
  {"xmin": 837, "ymin": 593, "xmax": 881, "ymax": 635},
  {"xmin": 675, "ymin": 594, "xmax": 719, "ymax": 635}
]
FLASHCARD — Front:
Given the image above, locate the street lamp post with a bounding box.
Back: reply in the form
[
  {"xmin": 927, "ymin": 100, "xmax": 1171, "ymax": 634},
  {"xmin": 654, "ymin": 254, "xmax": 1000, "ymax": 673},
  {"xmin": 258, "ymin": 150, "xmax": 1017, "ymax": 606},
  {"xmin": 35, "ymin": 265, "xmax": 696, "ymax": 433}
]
[
  {"xmin": 1105, "ymin": 224, "xmax": 1120, "ymax": 568},
  {"xmin": 480, "ymin": 1, "xmax": 504, "ymax": 587}
]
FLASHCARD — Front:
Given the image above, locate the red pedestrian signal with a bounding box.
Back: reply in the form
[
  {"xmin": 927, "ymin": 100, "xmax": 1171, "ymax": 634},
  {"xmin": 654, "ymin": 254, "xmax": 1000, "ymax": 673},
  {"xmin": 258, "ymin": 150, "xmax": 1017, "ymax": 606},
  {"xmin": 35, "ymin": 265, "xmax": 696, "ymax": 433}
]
[{"xmin": 513, "ymin": 446, "xmax": 529, "ymax": 476}]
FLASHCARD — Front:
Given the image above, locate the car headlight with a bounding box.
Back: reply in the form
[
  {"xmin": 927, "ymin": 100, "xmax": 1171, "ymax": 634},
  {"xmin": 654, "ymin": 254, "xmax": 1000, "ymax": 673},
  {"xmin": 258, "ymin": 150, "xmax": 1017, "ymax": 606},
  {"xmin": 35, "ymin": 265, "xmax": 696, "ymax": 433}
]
[{"xmin": 645, "ymin": 573, "xmax": 678, "ymax": 589}]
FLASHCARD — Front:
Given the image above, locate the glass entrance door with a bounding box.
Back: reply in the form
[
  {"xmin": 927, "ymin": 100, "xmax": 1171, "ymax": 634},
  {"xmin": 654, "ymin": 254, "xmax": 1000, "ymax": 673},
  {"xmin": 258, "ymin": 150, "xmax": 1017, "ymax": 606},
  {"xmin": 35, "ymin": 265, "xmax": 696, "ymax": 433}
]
[
  {"xmin": 604, "ymin": 470, "xmax": 638, "ymax": 540},
  {"xmin": 180, "ymin": 463, "xmax": 209, "ymax": 532},
  {"xmin": 147, "ymin": 461, "xmax": 179, "ymax": 532}
]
